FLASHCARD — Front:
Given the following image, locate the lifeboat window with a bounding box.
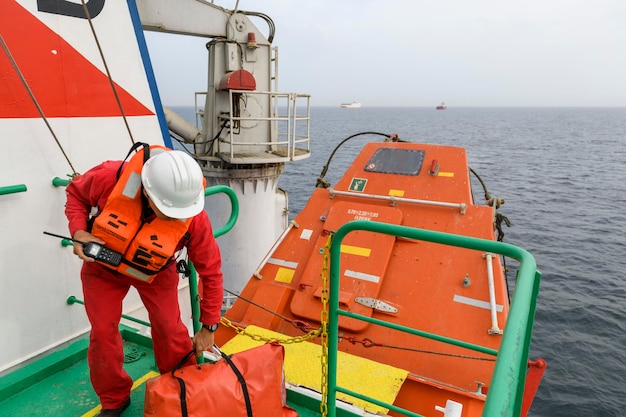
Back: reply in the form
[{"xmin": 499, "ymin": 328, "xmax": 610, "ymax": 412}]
[{"xmin": 364, "ymin": 149, "xmax": 425, "ymax": 176}]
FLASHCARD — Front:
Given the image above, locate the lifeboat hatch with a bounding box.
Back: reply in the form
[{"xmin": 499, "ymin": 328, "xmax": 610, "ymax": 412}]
[{"xmin": 290, "ymin": 202, "xmax": 403, "ymax": 332}]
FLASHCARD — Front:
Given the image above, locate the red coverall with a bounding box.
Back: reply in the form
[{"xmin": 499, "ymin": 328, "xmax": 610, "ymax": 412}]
[{"xmin": 65, "ymin": 160, "xmax": 224, "ymax": 409}]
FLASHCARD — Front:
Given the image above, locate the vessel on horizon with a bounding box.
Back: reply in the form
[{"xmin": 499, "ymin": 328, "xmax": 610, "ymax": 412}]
[
  {"xmin": 340, "ymin": 101, "xmax": 362, "ymax": 108},
  {"xmin": 436, "ymin": 101, "xmax": 447, "ymax": 110}
]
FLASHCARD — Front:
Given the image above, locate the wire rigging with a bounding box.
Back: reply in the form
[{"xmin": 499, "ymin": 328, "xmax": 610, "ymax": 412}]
[
  {"xmin": 0, "ymin": 34, "xmax": 78, "ymax": 175},
  {"xmin": 80, "ymin": 0, "xmax": 135, "ymax": 145},
  {"xmin": 0, "ymin": 0, "xmax": 142, "ymax": 175},
  {"xmin": 223, "ymin": 287, "xmax": 496, "ymax": 362},
  {"xmin": 316, "ymin": 131, "xmax": 403, "ymax": 188},
  {"xmin": 469, "ymin": 167, "xmax": 512, "ymax": 300}
]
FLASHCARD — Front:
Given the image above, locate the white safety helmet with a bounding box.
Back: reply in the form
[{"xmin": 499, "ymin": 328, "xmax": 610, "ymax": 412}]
[{"xmin": 141, "ymin": 150, "xmax": 205, "ymax": 219}]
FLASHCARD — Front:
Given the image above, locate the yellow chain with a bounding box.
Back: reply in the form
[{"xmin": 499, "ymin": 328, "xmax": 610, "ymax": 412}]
[
  {"xmin": 319, "ymin": 233, "xmax": 332, "ymax": 417},
  {"xmin": 220, "ymin": 317, "xmax": 320, "ymax": 344},
  {"xmin": 218, "ymin": 233, "xmax": 334, "ymax": 417}
]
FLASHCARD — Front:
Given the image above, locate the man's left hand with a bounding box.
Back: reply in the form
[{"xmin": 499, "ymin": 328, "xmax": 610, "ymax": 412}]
[{"xmin": 192, "ymin": 327, "xmax": 215, "ymax": 358}]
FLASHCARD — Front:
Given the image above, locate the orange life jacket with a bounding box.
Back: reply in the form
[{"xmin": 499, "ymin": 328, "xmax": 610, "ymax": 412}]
[{"xmin": 91, "ymin": 143, "xmax": 194, "ymax": 282}]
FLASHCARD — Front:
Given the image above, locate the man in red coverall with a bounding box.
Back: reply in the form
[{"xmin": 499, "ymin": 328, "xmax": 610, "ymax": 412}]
[{"xmin": 65, "ymin": 147, "xmax": 223, "ymax": 416}]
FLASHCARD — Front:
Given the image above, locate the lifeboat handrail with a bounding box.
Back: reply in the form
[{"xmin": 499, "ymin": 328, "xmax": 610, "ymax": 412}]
[
  {"xmin": 484, "ymin": 253, "xmax": 503, "ymax": 335},
  {"xmin": 327, "ymin": 220, "xmax": 541, "ymax": 417},
  {"xmin": 329, "ymin": 188, "xmax": 468, "ymax": 214}
]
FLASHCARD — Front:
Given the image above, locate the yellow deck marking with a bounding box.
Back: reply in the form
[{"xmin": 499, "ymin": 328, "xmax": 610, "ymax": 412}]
[
  {"xmin": 81, "ymin": 370, "xmax": 159, "ymax": 417},
  {"xmin": 438, "ymin": 171, "xmax": 454, "ymax": 177},
  {"xmin": 82, "ymin": 405, "xmax": 101, "ymax": 416},
  {"xmin": 388, "ymin": 189, "xmax": 405, "ymax": 197},
  {"xmin": 132, "ymin": 370, "xmax": 160, "ymax": 389},
  {"xmin": 275, "ymin": 266, "xmax": 295, "ymax": 283},
  {"xmin": 221, "ymin": 325, "xmax": 408, "ymax": 414},
  {"xmin": 340, "ymin": 244, "xmax": 371, "ymax": 257}
]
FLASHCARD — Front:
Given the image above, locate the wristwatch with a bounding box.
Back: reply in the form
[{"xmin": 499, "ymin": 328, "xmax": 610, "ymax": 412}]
[{"xmin": 202, "ymin": 323, "xmax": 219, "ymax": 332}]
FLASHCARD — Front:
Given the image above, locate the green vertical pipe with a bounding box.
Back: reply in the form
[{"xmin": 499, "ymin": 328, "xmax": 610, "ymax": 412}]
[
  {"xmin": 0, "ymin": 184, "xmax": 27, "ymax": 195},
  {"xmin": 189, "ymin": 185, "xmax": 239, "ymax": 336},
  {"xmin": 188, "ymin": 263, "xmax": 201, "ymax": 335},
  {"xmin": 327, "ymin": 230, "xmax": 341, "ymax": 417},
  {"xmin": 188, "ymin": 185, "xmax": 239, "ymax": 336},
  {"xmin": 187, "ymin": 186, "xmax": 239, "ymax": 363},
  {"xmin": 188, "ymin": 263, "xmax": 205, "ymax": 364}
]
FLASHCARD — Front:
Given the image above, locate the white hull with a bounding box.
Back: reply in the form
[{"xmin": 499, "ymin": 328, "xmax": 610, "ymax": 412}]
[{"xmin": 0, "ymin": 0, "xmax": 309, "ymax": 373}]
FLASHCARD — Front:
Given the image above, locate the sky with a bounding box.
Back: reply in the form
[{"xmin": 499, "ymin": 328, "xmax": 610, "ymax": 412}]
[{"xmin": 144, "ymin": 0, "xmax": 626, "ymax": 107}]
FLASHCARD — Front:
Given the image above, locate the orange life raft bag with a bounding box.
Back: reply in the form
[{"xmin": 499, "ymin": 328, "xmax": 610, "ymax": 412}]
[{"xmin": 144, "ymin": 342, "xmax": 298, "ymax": 417}]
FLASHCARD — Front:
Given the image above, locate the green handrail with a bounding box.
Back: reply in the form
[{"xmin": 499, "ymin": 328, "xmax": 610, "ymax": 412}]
[
  {"xmin": 189, "ymin": 185, "xmax": 238, "ymax": 331},
  {"xmin": 326, "ymin": 220, "xmax": 541, "ymax": 417},
  {"xmin": 204, "ymin": 185, "xmax": 239, "ymax": 238},
  {"xmin": 187, "ymin": 186, "xmax": 238, "ymax": 362},
  {"xmin": 0, "ymin": 184, "xmax": 27, "ymax": 195}
]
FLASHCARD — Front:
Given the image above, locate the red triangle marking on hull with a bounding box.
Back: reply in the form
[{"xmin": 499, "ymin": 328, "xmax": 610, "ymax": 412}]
[{"xmin": 0, "ymin": 0, "xmax": 154, "ymax": 118}]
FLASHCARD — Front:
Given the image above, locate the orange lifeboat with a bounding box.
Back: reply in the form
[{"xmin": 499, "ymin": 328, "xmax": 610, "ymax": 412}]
[{"xmin": 215, "ymin": 135, "xmax": 543, "ymax": 417}]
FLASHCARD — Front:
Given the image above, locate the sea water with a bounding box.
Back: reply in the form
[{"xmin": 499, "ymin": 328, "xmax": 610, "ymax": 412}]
[{"xmin": 171, "ymin": 106, "xmax": 626, "ymax": 417}]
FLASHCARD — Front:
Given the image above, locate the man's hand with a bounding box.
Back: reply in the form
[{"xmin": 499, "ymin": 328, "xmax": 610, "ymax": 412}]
[
  {"xmin": 72, "ymin": 230, "xmax": 105, "ymax": 262},
  {"xmin": 192, "ymin": 327, "xmax": 216, "ymax": 358}
]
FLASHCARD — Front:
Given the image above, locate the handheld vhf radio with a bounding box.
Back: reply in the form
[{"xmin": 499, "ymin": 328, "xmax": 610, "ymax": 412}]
[{"xmin": 43, "ymin": 231, "xmax": 123, "ymax": 267}]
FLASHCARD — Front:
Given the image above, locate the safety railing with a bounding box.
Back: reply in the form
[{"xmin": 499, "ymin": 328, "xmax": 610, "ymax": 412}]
[
  {"xmin": 216, "ymin": 89, "xmax": 311, "ymax": 163},
  {"xmin": 328, "ymin": 188, "xmax": 468, "ymax": 214},
  {"xmin": 326, "ymin": 220, "xmax": 541, "ymax": 417}
]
